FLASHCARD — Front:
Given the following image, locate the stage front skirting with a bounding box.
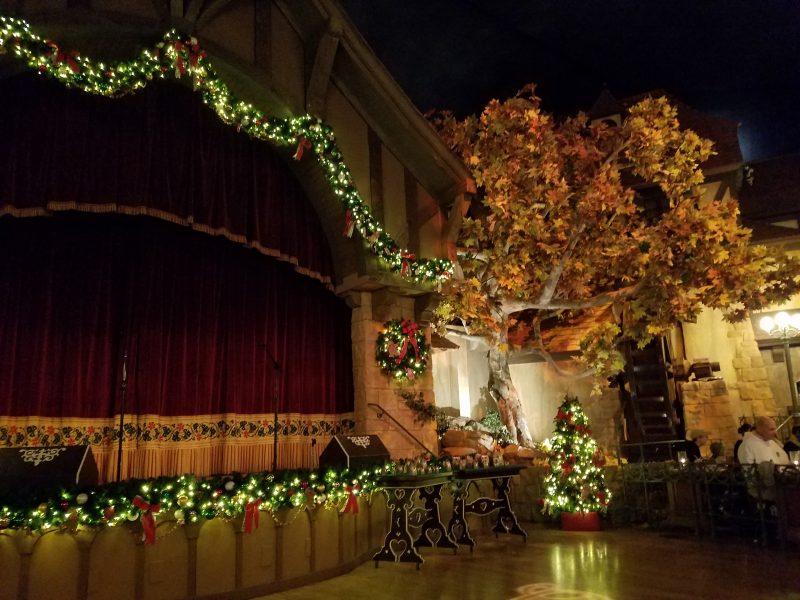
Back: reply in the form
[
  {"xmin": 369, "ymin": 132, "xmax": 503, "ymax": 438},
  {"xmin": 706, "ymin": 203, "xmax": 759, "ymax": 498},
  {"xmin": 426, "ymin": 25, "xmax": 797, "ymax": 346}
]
[
  {"xmin": 0, "ymin": 214, "xmax": 354, "ymax": 481},
  {"xmin": 0, "ymin": 412, "xmax": 355, "ymax": 480}
]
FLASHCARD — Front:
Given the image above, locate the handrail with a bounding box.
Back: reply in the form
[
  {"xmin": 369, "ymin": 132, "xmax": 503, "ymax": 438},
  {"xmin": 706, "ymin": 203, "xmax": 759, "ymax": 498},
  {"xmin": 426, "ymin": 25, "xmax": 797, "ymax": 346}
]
[
  {"xmin": 366, "ymin": 402, "xmax": 435, "ymax": 456},
  {"xmin": 777, "ymin": 414, "xmax": 794, "ymax": 433}
]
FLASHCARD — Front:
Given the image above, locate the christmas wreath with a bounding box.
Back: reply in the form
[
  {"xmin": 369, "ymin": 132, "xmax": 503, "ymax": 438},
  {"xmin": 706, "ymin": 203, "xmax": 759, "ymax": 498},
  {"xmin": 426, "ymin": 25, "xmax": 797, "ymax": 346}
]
[{"xmin": 375, "ymin": 319, "xmax": 429, "ymax": 382}]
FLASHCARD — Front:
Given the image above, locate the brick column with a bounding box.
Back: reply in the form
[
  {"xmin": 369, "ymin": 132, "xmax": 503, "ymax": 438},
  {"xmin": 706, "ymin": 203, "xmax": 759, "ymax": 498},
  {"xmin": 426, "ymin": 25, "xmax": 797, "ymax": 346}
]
[
  {"xmin": 727, "ymin": 320, "xmax": 777, "ymax": 417},
  {"xmin": 349, "ymin": 291, "xmax": 437, "ymax": 459}
]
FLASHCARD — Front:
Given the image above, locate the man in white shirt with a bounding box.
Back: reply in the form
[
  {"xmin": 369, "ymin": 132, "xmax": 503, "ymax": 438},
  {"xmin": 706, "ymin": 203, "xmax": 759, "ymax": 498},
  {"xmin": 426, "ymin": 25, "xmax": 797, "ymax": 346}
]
[
  {"xmin": 737, "ymin": 416, "xmax": 789, "ymax": 502},
  {"xmin": 737, "ymin": 416, "xmax": 790, "ymax": 466}
]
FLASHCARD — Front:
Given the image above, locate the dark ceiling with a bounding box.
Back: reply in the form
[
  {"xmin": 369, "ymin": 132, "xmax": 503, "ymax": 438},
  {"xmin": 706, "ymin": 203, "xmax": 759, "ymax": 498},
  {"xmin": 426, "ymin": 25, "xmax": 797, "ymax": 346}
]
[{"xmin": 341, "ymin": 0, "xmax": 800, "ymax": 162}]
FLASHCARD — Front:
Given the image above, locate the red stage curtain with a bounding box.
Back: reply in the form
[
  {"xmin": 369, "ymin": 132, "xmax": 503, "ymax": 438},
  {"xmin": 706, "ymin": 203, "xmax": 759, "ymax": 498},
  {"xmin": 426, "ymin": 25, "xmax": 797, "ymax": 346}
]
[
  {"xmin": 0, "ymin": 74, "xmax": 334, "ymax": 286},
  {"xmin": 0, "ymin": 214, "xmax": 353, "ymax": 418}
]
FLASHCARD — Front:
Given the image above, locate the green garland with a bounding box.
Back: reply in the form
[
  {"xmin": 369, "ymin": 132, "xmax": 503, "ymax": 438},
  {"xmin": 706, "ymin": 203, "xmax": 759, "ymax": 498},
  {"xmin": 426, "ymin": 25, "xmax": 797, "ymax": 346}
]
[
  {"xmin": 0, "ymin": 15, "xmax": 453, "ymax": 285},
  {"xmin": 376, "ymin": 319, "xmax": 429, "ymax": 382},
  {"xmin": 399, "ymin": 390, "xmax": 452, "ymax": 436},
  {"xmin": 0, "ymin": 465, "xmax": 389, "ymax": 535}
]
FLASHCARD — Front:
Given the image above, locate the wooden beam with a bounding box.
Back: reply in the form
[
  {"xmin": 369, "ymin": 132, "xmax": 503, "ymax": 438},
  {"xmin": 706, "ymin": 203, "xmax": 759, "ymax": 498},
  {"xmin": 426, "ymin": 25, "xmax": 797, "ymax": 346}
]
[
  {"xmin": 413, "ymin": 201, "xmax": 440, "ymax": 229},
  {"xmin": 368, "ymin": 128, "xmax": 384, "ymax": 224},
  {"xmin": 404, "ymin": 167, "xmax": 419, "ymax": 253},
  {"xmin": 150, "ymin": 0, "xmax": 170, "ymax": 20},
  {"xmin": 445, "ymin": 193, "xmax": 471, "ymax": 245},
  {"xmin": 170, "ymin": 0, "xmax": 184, "ymax": 19},
  {"xmin": 184, "ymin": 0, "xmax": 205, "ymax": 25},
  {"xmin": 306, "ymin": 25, "xmax": 341, "ymax": 115},
  {"xmin": 196, "ymin": 0, "xmax": 234, "ymax": 30},
  {"xmin": 254, "ymin": 0, "xmax": 271, "ymax": 69}
]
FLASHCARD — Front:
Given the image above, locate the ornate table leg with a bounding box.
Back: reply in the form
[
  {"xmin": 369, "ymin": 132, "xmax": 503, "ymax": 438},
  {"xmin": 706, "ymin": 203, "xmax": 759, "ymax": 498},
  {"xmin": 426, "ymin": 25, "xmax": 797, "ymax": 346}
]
[
  {"xmin": 373, "ymin": 487, "xmax": 425, "ymax": 568},
  {"xmin": 447, "ymin": 480, "xmax": 476, "ymax": 551},
  {"xmin": 489, "ymin": 476, "xmax": 527, "ymax": 541},
  {"xmin": 414, "ymin": 484, "xmax": 457, "ymax": 552}
]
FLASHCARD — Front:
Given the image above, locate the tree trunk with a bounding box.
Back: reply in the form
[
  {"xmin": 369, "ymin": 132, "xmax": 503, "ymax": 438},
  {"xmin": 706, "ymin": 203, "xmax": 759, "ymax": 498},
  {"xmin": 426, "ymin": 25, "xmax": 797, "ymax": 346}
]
[{"xmin": 487, "ymin": 344, "xmax": 533, "ymax": 447}]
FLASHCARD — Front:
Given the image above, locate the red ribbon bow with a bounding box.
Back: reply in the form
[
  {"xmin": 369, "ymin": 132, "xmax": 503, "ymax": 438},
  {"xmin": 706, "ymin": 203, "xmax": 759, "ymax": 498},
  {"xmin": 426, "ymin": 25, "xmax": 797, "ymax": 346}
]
[
  {"xmin": 132, "ymin": 496, "xmax": 160, "ymax": 545},
  {"xmin": 399, "ymin": 250, "xmax": 416, "ymax": 279},
  {"xmin": 174, "ymin": 41, "xmax": 187, "ymax": 76},
  {"xmin": 188, "ymin": 40, "xmax": 207, "ymax": 68},
  {"xmin": 341, "ymin": 484, "xmax": 359, "ymax": 514},
  {"xmin": 396, "ymin": 320, "xmax": 420, "ymax": 364},
  {"xmin": 343, "ymin": 209, "xmax": 355, "ymax": 238},
  {"xmin": 46, "ymin": 41, "xmax": 80, "ymax": 73},
  {"xmin": 243, "ymin": 499, "xmax": 262, "ymax": 534},
  {"xmin": 293, "ymin": 137, "xmax": 313, "ymax": 161}
]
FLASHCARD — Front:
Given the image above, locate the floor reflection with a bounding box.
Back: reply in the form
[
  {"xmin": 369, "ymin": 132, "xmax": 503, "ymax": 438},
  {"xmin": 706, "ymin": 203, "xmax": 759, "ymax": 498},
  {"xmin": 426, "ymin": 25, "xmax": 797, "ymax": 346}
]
[
  {"xmin": 509, "ymin": 582, "xmax": 613, "ymax": 600},
  {"xmin": 548, "ymin": 537, "xmax": 618, "ymax": 596}
]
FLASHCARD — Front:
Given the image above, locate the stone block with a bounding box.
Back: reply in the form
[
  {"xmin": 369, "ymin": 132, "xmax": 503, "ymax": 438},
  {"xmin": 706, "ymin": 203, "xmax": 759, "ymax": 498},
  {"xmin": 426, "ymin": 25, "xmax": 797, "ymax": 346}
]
[
  {"xmin": 732, "ymin": 357, "xmax": 750, "ymax": 370},
  {"xmin": 738, "ymin": 383, "xmax": 756, "ymax": 401},
  {"xmin": 741, "ymin": 367, "xmax": 768, "ymax": 382},
  {"xmin": 706, "ymin": 398, "xmax": 728, "ymax": 409}
]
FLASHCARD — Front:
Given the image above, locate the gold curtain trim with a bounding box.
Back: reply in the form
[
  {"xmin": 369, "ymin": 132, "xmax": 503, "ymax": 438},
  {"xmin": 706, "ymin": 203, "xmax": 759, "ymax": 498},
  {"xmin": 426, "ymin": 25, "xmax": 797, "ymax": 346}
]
[
  {"xmin": 0, "ymin": 203, "xmax": 333, "ymax": 288},
  {"xmin": 1, "ymin": 412, "xmax": 356, "ymax": 481}
]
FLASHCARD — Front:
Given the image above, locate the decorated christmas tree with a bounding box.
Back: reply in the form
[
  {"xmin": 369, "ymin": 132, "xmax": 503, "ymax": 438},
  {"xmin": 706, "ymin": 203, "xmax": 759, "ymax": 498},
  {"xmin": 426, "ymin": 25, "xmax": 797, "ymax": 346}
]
[{"xmin": 542, "ymin": 395, "xmax": 610, "ymax": 518}]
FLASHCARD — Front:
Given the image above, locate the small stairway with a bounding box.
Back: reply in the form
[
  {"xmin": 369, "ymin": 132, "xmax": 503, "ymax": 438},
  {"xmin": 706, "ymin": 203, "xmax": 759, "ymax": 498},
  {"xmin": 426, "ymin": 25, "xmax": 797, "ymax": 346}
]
[{"xmin": 620, "ymin": 337, "xmax": 677, "ymax": 460}]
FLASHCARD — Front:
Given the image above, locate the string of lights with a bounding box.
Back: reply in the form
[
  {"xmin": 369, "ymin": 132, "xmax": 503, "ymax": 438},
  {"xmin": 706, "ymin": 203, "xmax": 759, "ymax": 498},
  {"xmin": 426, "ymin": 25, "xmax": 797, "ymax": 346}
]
[
  {"xmin": 0, "ymin": 466, "xmax": 388, "ymax": 535},
  {"xmin": 0, "ymin": 14, "xmax": 453, "ymax": 285}
]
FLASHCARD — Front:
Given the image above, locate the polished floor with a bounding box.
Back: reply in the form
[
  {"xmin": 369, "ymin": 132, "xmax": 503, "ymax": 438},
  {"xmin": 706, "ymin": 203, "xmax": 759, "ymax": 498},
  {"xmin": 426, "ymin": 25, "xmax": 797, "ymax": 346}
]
[{"xmin": 255, "ymin": 526, "xmax": 800, "ymax": 600}]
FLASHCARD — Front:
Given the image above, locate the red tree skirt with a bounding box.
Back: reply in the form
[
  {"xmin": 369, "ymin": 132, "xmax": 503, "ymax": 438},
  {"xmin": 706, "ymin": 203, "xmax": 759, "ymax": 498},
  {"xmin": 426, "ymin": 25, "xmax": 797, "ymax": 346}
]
[{"xmin": 560, "ymin": 511, "xmax": 602, "ymax": 531}]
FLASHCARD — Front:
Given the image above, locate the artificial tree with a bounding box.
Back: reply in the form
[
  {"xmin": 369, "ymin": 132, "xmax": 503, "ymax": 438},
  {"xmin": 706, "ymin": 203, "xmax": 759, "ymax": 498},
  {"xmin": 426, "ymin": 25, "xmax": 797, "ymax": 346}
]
[
  {"xmin": 542, "ymin": 395, "xmax": 610, "ymax": 527},
  {"xmin": 432, "ymin": 85, "xmax": 800, "ymax": 445}
]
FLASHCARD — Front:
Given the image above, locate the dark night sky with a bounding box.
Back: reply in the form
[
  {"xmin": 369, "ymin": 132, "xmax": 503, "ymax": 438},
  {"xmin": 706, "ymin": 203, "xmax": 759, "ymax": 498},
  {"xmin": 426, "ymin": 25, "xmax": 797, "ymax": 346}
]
[{"xmin": 341, "ymin": 0, "xmax": 800, "ymax": 162}]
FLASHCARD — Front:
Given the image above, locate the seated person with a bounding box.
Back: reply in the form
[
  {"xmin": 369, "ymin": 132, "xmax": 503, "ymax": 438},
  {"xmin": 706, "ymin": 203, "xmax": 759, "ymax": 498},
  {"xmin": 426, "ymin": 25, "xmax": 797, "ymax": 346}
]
[
  {"xmin": 733, "ymin": 423, "xmax": 752, "ymax": 464},
  {"xmin": 783, "ymin": 425, "xmax": 800, "ymax": 454},
  {"xmin": 683, "ymin": 429, "xmax": 708, "ymax": 462},
  {"xmin": 709, "ymin": 441, "xmax": 726, "ymax": 464},
  {"xmin": 737, "ymin": 416, "xmax": 790, "ymax": 543},
  {"xmin": 738, "ymin": 416, "xmax": 789, "ymax": 501}
]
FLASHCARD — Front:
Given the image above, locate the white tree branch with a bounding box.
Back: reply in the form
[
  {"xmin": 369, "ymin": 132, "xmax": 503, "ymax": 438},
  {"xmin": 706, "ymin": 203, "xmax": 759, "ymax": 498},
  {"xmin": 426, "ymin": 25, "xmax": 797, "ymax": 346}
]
[
  {"xmin": 501, "ymin": 282, "xmax": 642, "ymax": 315},
  {"xmin": 536, "ymin": 221, "xmax": 586, "ymax": 305}
]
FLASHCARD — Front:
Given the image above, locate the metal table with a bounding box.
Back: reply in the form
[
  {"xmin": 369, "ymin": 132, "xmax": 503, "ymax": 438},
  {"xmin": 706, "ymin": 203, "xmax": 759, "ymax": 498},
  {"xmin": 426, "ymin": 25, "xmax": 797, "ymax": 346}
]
[
  {"xmin": 373, "ymin": 473, "xmax": 454, "ymax": 568},
  {"xmin": 447, "ymin": 465, "xmax": 527, "ymax": 550}
]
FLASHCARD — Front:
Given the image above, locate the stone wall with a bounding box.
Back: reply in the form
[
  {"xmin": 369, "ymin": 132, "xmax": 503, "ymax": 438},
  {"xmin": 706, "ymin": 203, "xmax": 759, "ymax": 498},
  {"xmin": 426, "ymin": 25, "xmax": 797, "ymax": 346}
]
[
  {"xmin": 582, "ymin": 388, "xmax": 623, "ymax": 456},
  {"xmin": 680, "ymin": 316, "xmax": 778, "ymax": 458},
  {"xmin": 350, "ymin": 291, "xmax": 438, "ymax": 460},
  {"xmin": 679, "ymin": 379, "xmax": 739, "ymax": 456},
  {"xmin": 726, "ymin": 320, "xmax": 778, "ymax": 419}
]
